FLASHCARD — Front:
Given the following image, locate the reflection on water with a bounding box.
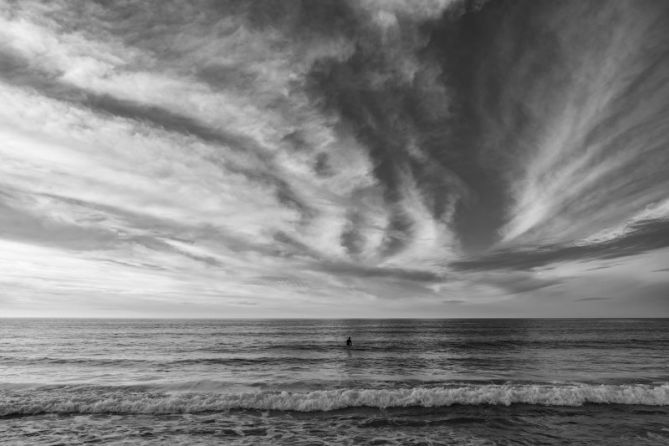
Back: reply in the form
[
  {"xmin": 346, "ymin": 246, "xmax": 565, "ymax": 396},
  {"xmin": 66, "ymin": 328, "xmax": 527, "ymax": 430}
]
[{"xmin": 1, "ymin": 319, "xmax": 668, "ymax": 387}]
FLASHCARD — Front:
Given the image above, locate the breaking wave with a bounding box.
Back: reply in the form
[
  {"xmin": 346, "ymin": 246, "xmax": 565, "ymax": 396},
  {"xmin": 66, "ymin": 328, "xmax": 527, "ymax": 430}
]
[{"xmin": 2, "ymin": 383, "xmax": 668, "ymax": 416}]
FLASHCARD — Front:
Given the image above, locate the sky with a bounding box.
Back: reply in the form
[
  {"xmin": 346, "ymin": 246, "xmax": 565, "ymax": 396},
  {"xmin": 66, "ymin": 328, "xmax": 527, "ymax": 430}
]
[{"xmin": 1, "ymin": 0, "xmax": 668, "ymax": 318}]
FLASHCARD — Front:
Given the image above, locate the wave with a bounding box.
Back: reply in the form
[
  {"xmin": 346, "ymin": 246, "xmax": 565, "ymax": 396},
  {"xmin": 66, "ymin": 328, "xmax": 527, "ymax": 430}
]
[
  {"xmin": 0, "ymin": 356, "xmax": 324, "ymax": 367},
  {"xmin": 1, "ymin": 383, "xmax": 668, "ymax": 416},
  {"xmin": 0, "ymin": 356, "xmax": 152, "ymax": 367}
]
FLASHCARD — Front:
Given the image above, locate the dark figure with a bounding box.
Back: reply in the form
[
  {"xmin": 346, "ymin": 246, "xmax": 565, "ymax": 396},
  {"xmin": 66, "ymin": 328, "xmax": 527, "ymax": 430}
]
[{"xmin": 346, "ymin": 337, "xmax": 352, "ymax": 347}]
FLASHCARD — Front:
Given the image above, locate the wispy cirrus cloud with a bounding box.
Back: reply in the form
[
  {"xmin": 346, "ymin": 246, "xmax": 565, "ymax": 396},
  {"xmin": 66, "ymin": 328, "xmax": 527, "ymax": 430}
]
[
  {"xmin": 0, "ymin": 0, "xmax": 668, "ymax": 317},
  {"xmin": 484, "ymin": 1, "xmax": 669, "ymax": 246}
]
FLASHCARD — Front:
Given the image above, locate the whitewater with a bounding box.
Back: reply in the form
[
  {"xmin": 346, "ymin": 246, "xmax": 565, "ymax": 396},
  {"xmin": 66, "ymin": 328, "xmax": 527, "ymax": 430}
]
[{"xmin": 1, "ymin": 319, "xmax": 668, "ymax": 445}]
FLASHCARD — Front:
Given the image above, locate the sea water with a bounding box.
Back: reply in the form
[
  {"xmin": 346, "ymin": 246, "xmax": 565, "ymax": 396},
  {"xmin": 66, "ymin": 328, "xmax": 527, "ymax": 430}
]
[{"xmin": 1, "ymin": 319, "xmax": 668, "ymax": 445}]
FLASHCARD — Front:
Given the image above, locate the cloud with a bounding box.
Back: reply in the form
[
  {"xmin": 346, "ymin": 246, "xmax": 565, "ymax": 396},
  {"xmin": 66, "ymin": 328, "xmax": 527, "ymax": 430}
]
[
  {"xmin": 315, "ymin": 261, "xmax": 444, "ymax": 282},
  {"xmin": 0, "ymin": 0, "xmax": 668, "ymax": 317},
  {"xmin": 479, "ymin": 272, "xmax": 562, "ymax": 295},
  {"xmin": 452, "ymin": 218, "xmax": 669, "ymax": 271},
  {"xmin": 489, "ymin": 2, "xmax": 669, "ymax": 246}
]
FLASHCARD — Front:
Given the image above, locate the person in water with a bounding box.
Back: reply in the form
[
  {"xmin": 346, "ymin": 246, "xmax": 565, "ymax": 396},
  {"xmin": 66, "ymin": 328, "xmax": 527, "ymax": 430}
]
[{"xmin": 346, "ymin": 337, "xmax": 352, "ymax": 347}]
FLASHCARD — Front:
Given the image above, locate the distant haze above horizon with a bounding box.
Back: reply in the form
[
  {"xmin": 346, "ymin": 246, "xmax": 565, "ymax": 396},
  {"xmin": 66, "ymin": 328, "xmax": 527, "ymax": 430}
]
[{"xmin": 1, "ymin": 0, "xmax": 668, "ymax": 318}]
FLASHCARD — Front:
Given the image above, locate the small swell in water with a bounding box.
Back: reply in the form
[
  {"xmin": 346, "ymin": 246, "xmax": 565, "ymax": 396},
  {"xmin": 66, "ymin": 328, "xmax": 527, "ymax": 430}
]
[{"xmin": 1, "ymin": 383, "xmax": 668, "ymax": 416}]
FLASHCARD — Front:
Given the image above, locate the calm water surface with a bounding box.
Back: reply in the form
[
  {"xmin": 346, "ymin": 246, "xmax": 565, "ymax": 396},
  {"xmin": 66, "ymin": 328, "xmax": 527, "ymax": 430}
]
[{"xmin": 1, "ymin": 319, "xmax": 668, "ymax": 445}]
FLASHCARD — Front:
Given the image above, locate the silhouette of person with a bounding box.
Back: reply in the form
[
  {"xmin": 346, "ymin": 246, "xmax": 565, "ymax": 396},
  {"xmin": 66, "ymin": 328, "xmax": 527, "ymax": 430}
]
[{"xmin": 346, "ymin": 336, "xmax": 352, "ymax": 347}]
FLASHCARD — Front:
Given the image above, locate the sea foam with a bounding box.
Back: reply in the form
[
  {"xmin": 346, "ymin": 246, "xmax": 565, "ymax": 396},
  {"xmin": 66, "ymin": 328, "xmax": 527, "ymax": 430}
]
[{"xmin": 2, "ymin": 383, "xmax": 668, "ymax": 416}]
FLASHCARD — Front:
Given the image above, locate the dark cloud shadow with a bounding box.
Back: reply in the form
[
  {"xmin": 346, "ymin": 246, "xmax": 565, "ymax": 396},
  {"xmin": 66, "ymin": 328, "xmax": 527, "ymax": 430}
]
[
  {"xmin": 451, "ymin": 218, "xmax": 669, "ymax": 271},
  {"xmin": 315, "ymin": 261, "xmax": 444, "ymax": 282},
  {"xmin": 474, "ymin": 272, "xmax": 563, "ymax": 295},
  {"xmin": 575, "ymin": 297, "xmax": 611, "ymax": 302}
]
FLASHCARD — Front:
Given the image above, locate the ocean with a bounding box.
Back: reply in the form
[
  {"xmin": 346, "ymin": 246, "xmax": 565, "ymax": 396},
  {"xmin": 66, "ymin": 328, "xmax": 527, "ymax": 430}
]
[{"xmin": 1, "ymin": 319, "xmax": 668, "ymax": 445}]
